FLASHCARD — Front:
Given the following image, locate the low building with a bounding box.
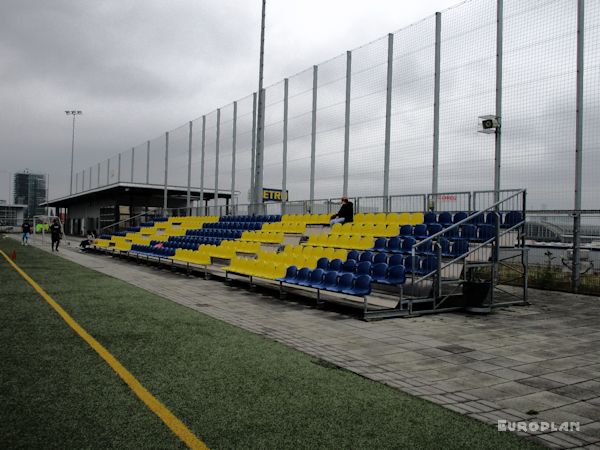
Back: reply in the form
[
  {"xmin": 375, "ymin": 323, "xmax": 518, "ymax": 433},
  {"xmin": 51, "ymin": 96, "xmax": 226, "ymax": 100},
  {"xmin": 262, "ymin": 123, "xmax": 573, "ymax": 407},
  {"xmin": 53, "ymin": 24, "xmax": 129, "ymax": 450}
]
[
  {"xmin": 0, "ymin": 203, "xmax": 27, "ymax": 228},
  {"xmin": 43, "ymin": 182, "xmax": 231, "ymax": 235}
]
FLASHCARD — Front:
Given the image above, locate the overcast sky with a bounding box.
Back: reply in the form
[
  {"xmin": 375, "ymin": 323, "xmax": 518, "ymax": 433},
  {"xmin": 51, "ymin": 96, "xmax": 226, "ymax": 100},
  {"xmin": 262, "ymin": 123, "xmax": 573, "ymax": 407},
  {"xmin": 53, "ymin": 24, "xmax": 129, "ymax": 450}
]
[{"xmin": 0, "ymin": 0, "xmax": 462, "ymax": 202}]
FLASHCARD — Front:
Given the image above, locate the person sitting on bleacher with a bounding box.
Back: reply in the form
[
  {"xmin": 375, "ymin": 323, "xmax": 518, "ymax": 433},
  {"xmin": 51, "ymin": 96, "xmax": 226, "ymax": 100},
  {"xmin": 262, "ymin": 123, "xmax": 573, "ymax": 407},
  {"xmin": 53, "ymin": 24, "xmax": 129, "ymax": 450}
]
[{"xmin": 330, "ymin": 197, "xmax": 354, "ymax": 225}]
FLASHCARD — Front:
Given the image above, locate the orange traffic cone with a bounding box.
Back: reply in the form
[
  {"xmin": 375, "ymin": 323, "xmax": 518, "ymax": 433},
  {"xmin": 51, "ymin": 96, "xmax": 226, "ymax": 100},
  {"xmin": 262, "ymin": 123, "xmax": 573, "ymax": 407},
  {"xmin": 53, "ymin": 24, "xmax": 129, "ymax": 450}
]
[{"xmin": 10, "ymin": 250, "xmax": 16, "ymax": 260}]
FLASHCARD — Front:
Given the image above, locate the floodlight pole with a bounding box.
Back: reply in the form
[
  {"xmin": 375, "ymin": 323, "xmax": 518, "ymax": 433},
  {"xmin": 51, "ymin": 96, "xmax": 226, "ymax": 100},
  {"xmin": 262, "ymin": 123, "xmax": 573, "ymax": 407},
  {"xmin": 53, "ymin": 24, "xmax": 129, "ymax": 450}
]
[
  {"xmin": 253, "ymin": 0, "xmax": 266, "ymax": 210},
  {"xmin": 65, "ymin": 110, "xmax": 82, "ymax": 195}
]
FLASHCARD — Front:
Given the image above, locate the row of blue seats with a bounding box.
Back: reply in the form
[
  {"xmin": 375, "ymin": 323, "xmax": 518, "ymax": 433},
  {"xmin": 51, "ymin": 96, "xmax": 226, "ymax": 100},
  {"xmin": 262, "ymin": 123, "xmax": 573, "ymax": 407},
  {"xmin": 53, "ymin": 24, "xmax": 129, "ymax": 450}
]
[
  {"xmin": 130, "ymin": 245, "xmax": 176, "ymax": 257},
  {"xmin": 279, "ymin": 269, "xmax": 372, "ymax": 297},
  {"xmin": 127, "ymin": 226, "xmax": 142, "ymax": 232},
  {"xmin": 283, "ymin": 262, "xmax": 407, "ymax": 288},
  {"xmin": 201, "ymin": 222, "xmax": 263, "ymax": 231},
  {"xmin": 397, "ymin": 223, "xmax": 497, "ymax": 242},
  {"xmin": 307, "ymin": 255, "xmax": 434, "ymax": 279},
  {"xmin": 424, "ymin": 211, "xmax": 523, "ymax": 228},
  {"xmin": 220, "ymin": 214, "xmax": 281, "ymax": 223},
  {"xmin": 372, "ymin": 237, "xmax": 470, "ymax": 256},
  {"xmin": 184, "ymin": 229, "xmax": 244, "ymax": 238}
]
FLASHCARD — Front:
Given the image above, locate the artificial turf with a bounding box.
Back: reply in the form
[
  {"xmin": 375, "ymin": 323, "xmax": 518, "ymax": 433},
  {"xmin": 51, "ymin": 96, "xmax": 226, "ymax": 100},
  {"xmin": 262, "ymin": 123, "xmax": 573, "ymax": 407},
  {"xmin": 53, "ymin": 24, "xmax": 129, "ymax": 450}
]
[{"xmin": 0, "ymin": 237, "xmax": 540, "ymax": 449}]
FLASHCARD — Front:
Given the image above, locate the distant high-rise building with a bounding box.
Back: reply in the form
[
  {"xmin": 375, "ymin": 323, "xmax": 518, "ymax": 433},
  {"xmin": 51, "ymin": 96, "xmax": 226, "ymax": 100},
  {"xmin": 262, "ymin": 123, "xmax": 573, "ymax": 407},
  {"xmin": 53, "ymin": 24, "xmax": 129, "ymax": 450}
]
[{"xmin": 13, "ymin": 171, "xmax": 47, "ymax": 218}]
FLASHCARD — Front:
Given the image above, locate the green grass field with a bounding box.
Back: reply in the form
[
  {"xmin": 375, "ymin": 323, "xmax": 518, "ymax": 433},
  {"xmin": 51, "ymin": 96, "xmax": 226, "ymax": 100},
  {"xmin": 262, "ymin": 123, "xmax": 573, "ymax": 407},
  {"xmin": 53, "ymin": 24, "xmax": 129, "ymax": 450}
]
[{"xmin": 0, "ymin": 237, "xmax": 540, "ymax": 449}]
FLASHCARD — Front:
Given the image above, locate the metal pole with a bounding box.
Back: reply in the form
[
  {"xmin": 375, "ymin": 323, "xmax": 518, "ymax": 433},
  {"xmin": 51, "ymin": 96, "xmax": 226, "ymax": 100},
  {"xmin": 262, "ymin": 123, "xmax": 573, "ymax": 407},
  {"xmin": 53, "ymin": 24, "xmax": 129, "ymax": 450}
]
[
  {"xmin": 215, "ymin": 108, "xmax": 221, "ymax": 209},
  {"xmin": 107, "ymin": 159, "xmax": 110, "ymax": 185},
  {"xmin": 97, "ymin": 163, "xmax": 100, "ymax": 187},
  {"xmin": 117, "ymin": 152, "xmax": 121, "ymax": 183},
  {"xmin": 200, "ymin": 116, "xmax": 206, "ymax": 214},
  {"xmin": 186, "ymin": 121, "xmax": 193, "ymax": 209},
  {"xmin": 231, "ymin": 102, "xmax": 237, "ymax": 208},
  {"xmin": 89, "ymin": 167, "xmax": 92, "ymax": 190},
  {"xmin": 69, "ymin": 115, "xmax": 75, "ymax": 195},
  {"xmin": 494, "ymin": 0, "xmax": 503, "ymax": 204},
  {"xmin": 250, "ymin": 92, "xmax": 257, "ymax": 204},
  {"xmin": 163, "ymin": 132, "xmax": 169, "ymax": 211},
  {"xmin": 75, "ymin": 172, "xmax": 79, "ymax": 194},
  {"xmin": 573, "ymin": 0, "xmax": 585, "ymax": 292},
  {"xmin": 146, "ymin": 140, "xmax": 150, "ymax": 184},
  {"xmin": 309, "ymin": 65, "xmax": 318, "ymax": 203},
  {"xmin": 343, "ymin": 51, "xmax": 352, "ymax": 197},
  {"xmin": 131, "ymin": 147, "xmax": 135, "ymax": 182},
  {"xmin": 383, "ymin": 33, "xmax": 394, "ymax": 211},
  {"xmin": 82, "ymin": 169, "xmax": 85, "ymax": 192},
  {"xmin": 432, "ymin": 13, "xmax": 441, "ymax": 197},
  {"xmin": 282, "ymin": 78, "xmax": 289, "ymax": 212},
  {"xmin": 254, "ymin": 0, "xmax": 267, "ymax": 206}
]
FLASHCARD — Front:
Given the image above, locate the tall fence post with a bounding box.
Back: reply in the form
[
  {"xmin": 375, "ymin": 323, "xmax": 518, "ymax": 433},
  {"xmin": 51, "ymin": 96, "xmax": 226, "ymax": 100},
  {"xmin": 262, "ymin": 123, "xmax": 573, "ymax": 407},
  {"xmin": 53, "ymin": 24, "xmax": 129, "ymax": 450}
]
[
  {"xmin": 231, "ymin": 101, "xmax": 237, "ymax": 209},
  {"xmin": 163, "ymin": 132, "xmax": 169, "ymax": 211},
  {"xmin": 131, "ymin": 147, "xmax": 135, "ymax": 183},
  {"xmin": 117, "ymin": 153, "xmax": 121, "ymax": 183},
  {"xmin": 107, "ymin": 159, "xmax": 110, "ymax": 185},
  {"xmin": 494, "ymin": 0, "xmax": 503, "ymax": 205},
  {"xmin": 89, "ymin": 167, "xmax": 92, "ymax": 190},
  {"xmin": 573, "ymin": 0, "xmax": 585, "ymax": 292},
  {"xmin": 343, "ymin": 51, "xmax": 351, "ymax": 197},
  {"xmin": 282, "ymin": 78, "xmax": 289, "ymax": 214},
  {"xmin": 200, "ymin": 115, "xmax": 206, "ymax": 215},
  {"xmin": 187, "ymin": 120, "xmax": 193, "ymax": 209},
  {"xmin": 250, "ymin": 92, "xmax": 257, "ymax": 206},
  {"xmin": 97, "ymin": 163, "xmax": 100, "ymax": 187},
  {"xmin": 383, "ymin": 33, "xmax": 394, "ymax": 212},
  {"xmin": 214, "ymin": 108, "xmax": 221, "ymax": 209},
  {"xmin": 82, "ymin": 170, "xmax": 85, "ymax": 192},
  {"xmin": 146, "ymin": 140, "xmax": 150, "ymax": 185},
  {"xmin": 309, "ymin": 65, "xmax": 318, "ymax": 204},
  {"xmin": 432, "ymin": 13, "xmax": 442, "ymax": 199},
  {"xmin": 76, "ymin": 172, "xmax": 79, "ymax": 193}
]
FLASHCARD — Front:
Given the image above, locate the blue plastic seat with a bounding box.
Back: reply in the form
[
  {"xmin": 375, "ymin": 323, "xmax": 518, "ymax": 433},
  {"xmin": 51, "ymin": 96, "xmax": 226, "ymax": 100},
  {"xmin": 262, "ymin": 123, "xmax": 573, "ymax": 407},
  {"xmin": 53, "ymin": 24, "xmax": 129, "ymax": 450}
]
[
  {"xmin": 399, "ymin": 225, "xmax": 413, "ymax": 237},
  {"xmin": 373, "ymin": 252, "xmax": 387, "ymax": 264},
  {"xmin": 448, "ymin": 240, "xmax": 469, "ymax": 257},
  {"xmin": 313, "ymin": 271, "xmax": 338, "ymax": 290},
  {"xmin": 373, "ymin": 238, "xmax": 387, "ymax": 252},
  {"xmin": 342, "ymin": 274, "xmax": 372, "ymax": 296},
  {"xmin": 413, "ymin": 224, "xmax": 428, "ymax": 240},
  {"xmin": 416, "ymin": 240, "xmax": 433, "ymax": 255},
  {"xmin": 331, "ymin": 273, "xmax": 354, "ymax": 293},
  {"xmin": 339, "ymin": 259, "xmax": 357, "ymax": 274},
  {"xmin": 293, "ymin": 267, "xmax": 311, "ymax": 285},
  {"xmin": 444, "ymin": 226, "xmax": 460, "ymax": 240},
  {"xmin": 388, "ymin": 254, "xmax": 404, "ymax": 267},
  {"xmin": 386, "ymin": 236, "xmax": 401, "ymax": 253},
  {"xmin": 359, "ymin": 251, "xmax": 373, "ymax": 263},
  {"xmin": 428, "ymin": 223, "xmax": 443, "ymax": 237},
  {"xmin": 404, "ymin": 255, "xmax": 421, "ymax": 274},
  {"xmin": 453, "ymin": 212, "xmax": 468, "ymax": 224},
  {"xmin": 424, "ymin": 212, "xmax": 437, "ymax": 224},
  {"xmin": 438, "ymin": 212, "xmax": 453, "ymax": 227},
  {"xmin": 421, "ymin": 255, "xmax": 438, "ymax": 275},
  {"xmin": 485, "ymin": 212, "xmax": 500, "ymax": 226},
  {"xmin": 347, "ymin": 250, "xmax": 360, "ymax": 261},
  {"xmin": 355, "ymin": 261, "xmax": 372, "ymax": 277},
  {"xmin": 305, "ymin": 268, "xmax": 325, "ymax": 287},
  {"xmin": 475, "ymin": 224, "xmax": 495, "ymax": 242},
  {"xmin": 370, "ymin": 263, "xmax": 388, "ymax": 282},
  {"xmin": 329, "ymin": 259, "xmax": 343, "ymax": 272},
  {"xmin": 438, "ymin": 237, "xmax": 451, "ymax": 256},
  {"xmin": 502, "ymin": 211, "xmax": 523, "ymax": 228},
  {"xmin": 385, "ymin": 265, "xmax": 406, "ymax": 285},
  {"xmin": 460, "ymin": 224, "xmax": 477, "ymax": 240},
  {"xmin": 316, "ymin": 257, "xmax": 329, "ymax": 270},
  {"xmin": 399, "ymin": 237, "xmax": 417, "ymax": 255}
]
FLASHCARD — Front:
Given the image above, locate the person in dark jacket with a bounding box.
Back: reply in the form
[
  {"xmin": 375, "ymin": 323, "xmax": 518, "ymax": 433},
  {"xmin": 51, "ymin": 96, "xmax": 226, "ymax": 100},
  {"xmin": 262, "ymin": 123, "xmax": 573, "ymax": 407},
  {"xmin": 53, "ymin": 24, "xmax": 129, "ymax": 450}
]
[
  {"xmin": 21, "ymin": 221, "xmax": 31, "ymax": 245},
  {"xmin": 330, "ymin": 197, "xmax": 354, "ymax": 225},
  {"xmin": 49, "ymin": 219, "xmax": 62, "ymax": 252}
]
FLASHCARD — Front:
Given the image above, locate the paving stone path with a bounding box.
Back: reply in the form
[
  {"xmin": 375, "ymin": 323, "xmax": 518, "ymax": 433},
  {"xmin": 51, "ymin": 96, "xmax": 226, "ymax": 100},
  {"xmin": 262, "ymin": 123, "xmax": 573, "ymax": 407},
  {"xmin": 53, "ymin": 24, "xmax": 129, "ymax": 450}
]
[{"xmin": 15, "ymin": 235, "xmax": 600, "ymax": 449}]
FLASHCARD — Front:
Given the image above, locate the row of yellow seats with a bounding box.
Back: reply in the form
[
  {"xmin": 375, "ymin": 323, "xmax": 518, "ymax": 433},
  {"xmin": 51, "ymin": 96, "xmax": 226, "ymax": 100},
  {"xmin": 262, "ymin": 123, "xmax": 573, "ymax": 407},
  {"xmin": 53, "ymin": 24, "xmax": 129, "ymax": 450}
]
[
  {"xmin": 94, "ymin": 239, "xmax": 111, "ymax": 248},
  {"xmin": 172, "ymin": 249, "xmax": 211, "ymax": 265},
  {"xmin": 103, "ymin": 236, "xmax": 132, "ymax": 251},
  {"xmin": 283, "ymin": 244, "xmax": 347, "ymax": 261},
  {"xmin": 354, "ymin": 212, "xmax": 424, "ymax": 225},
  {"xmin": 261, "ymin": 221, "xmax": 307, "ymax": 234},
  {"xmin": 281, "ymin": 213, "xmax": 330, "ymax": 224},
  {"xmin": 331, "ymin": 222, "xmax": 399, "ymax": 238},
  {"xmin": 305, "ymin": 234, "xmax": 373, "ymax": 250},
  {"xmin": 225, "ymin": 257, "xmax": 288, "ymax": 280},
  {"xmin": 209, "ymin": 241, "xmax": 261, "ymax": 259},
  {"xmin": 241, "ymin": 231, "xmax": 284, "ymax": 244}
]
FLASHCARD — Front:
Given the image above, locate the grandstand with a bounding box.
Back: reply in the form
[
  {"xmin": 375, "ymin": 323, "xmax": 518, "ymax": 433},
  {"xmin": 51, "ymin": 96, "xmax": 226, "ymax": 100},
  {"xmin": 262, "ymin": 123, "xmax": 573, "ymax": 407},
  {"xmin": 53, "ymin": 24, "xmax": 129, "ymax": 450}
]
[{"xmin": 91, "ymin": 189, "xmax": 527, "ymax": 319}]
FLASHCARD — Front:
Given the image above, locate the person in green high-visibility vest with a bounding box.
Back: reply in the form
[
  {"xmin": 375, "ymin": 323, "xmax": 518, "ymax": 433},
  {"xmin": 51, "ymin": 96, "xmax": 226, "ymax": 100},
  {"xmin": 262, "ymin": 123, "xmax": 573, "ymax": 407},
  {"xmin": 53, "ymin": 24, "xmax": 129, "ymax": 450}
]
[{"xmin": 36, "ymin": 223, "xmax": 43, "ymax": 234}]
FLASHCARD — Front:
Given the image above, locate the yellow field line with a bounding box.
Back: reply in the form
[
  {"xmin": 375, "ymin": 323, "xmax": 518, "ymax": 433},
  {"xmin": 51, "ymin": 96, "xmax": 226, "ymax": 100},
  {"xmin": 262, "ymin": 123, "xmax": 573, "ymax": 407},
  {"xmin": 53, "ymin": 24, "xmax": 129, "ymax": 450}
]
[{"xmin": 0, "ymin": 249, "xmax": 209, "ymax": 450}]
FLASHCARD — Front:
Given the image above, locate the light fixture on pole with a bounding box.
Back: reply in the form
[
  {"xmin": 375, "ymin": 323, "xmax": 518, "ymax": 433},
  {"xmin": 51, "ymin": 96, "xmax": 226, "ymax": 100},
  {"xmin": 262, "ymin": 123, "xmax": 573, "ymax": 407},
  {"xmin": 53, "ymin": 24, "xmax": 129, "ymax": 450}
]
[{"xmin": 65, "ymin": 110, "xmax": 82, "ymax": 195}]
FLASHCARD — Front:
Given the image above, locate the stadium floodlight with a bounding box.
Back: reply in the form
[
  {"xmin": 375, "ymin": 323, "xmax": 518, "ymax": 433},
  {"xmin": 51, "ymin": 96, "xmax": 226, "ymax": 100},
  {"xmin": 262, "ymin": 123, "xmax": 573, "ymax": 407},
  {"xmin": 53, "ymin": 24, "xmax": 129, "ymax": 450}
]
[
  {"xmin": 478, "ymin": 115, "xmax": 500, "ymax": 134},
  {"xmin": 65, "ymin": 110, "xmax": 83, "ymax": 195}
]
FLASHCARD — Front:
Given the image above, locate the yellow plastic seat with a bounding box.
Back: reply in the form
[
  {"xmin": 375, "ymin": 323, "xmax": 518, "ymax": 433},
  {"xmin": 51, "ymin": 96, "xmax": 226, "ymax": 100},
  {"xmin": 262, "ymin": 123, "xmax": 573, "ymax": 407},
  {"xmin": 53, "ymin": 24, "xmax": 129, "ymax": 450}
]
[
  {"xmin": 374, "ymin": 213, "xmax": 387, "ymax": 224},
  {"xmin": 341, "ymin": 222, "xmax": 353, "ymax": 234},
  {"xmin": 386, "ymin": 212, "xmax": 400, "ymax": 224},
  {"xmin": 410, "ymin": 212, "xmax": 425, "ymax": 225},
  {"xmin": 354, "ymin": 213, "xmax": 365, "ymax": 223}
]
